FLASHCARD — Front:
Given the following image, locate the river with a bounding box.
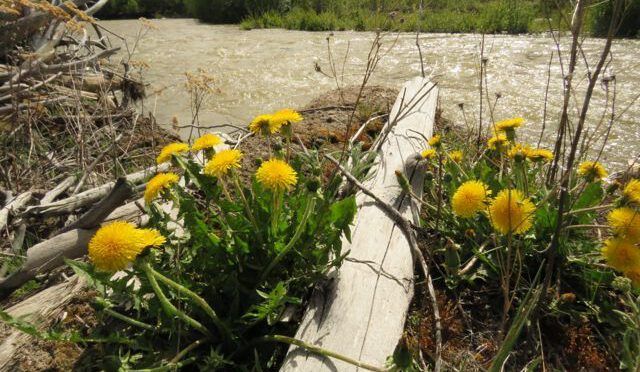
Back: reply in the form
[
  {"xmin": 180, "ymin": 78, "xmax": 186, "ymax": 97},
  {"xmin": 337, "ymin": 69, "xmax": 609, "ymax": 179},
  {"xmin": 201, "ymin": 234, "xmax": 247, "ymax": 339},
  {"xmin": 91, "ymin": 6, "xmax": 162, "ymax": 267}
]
[{"xmin": 100, "ymin": 18, "xmax": 639, "ymax": 169}]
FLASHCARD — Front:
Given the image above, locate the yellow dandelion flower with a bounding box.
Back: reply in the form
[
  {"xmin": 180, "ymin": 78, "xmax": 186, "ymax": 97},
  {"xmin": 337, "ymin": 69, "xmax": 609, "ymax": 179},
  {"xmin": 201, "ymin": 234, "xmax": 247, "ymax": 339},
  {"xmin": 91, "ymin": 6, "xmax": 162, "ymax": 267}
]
[
  {"xmin": 487, "ymin": 133, "xmax": 509, "ymax": 151},
  {"xmin": 191, "ymin": 133, "xmax": 222, "ymax": 151},
  {"xmin": 88, "ymin": 221, "xmax": 166, "ymax": 272},
  {"xmin": 623, "ymin": 179, "xmax": 640, "ymax": 205},
  {"xmin": 421, "ymin": 149, "xmax": 436, "ymax": 159},
  {"xmin": 156, "ymin": 142, "xmax": 189, "ymax": 164},
  {"xmin": 527, "ymin": 148, "xmax": 554, "ymax": 162},
  {"xmin": 270, "ymin": 108, "xmax": 303, "ymax": 129},
  {"xmin": 495, "ymin": 117, "xmax": 524, "ymax": 132},
  {"xmin": 608, "ymin": 207, "xmax": 640, "ymax": 241},
  {"xmin": 451, "ymin": 180, "xmax": 491, "ymax": 218},
  {"xmin": 488, "ymin": 189, "xmax": 536, "ymax": 235},
  {"xmin": 428, "ymin": 134, "xmax": 441, "ymax": 148},
  {"xmin": 144, "ymin": 173, "xmax": 179, "ymax": 204},
  {"xmin": 448, "ymin": 150, "xmax": 463, "ymax": 163},
  {"xmin": 577, "ymin": 161, "xmax": 608, "ymax": 181},
  {"xmin": 256, "ymin": 158, "xmax": 298, "ymax": 192},
  {"xmin": 601, "ymin": 237, "xmax": 640, "ymax": 273},
  {"xmin": 507, "ymin": 143, "xmax": 532, "ymax": 162},
  {"xmin": 624, "ymin": 267, "xmax": 640, "ymax": 288},
  {"xmin": 204, "ymin": 149, "xmax": 242, "ymax": 178},
  {"xmin": 249, "ymin": 114, "xmax": 277, "ymax": 135}
]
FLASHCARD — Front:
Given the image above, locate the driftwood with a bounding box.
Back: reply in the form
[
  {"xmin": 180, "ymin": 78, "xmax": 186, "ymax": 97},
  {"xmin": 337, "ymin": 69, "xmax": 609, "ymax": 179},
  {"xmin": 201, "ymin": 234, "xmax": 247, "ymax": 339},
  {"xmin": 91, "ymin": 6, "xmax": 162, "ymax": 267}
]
[
  {"xmin": 282, "ymin": 77, "xmax": 438, "ymax": 371},
  {"xmin": 0, "ymin": 179, "xmax": 135, "ymax": 298},
  {"xmin": 23, "ymin": 163, "xmax": 169, "ymax": 217},
  {"xmin": 0, "ymin": 275, "xmax": 86, "ymax": 372},
  {"xmin": 0, "ymin": 191, "xmax": 32, "ymax": 234}
]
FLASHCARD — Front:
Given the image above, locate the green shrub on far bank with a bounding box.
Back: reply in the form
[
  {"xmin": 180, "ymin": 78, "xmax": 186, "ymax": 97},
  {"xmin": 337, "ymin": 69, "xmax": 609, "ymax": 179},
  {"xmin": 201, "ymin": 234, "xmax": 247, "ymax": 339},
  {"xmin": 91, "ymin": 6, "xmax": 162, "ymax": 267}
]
[{"xmin": 241, "ymin": 1, "xmax": 540, "ymax": 34}]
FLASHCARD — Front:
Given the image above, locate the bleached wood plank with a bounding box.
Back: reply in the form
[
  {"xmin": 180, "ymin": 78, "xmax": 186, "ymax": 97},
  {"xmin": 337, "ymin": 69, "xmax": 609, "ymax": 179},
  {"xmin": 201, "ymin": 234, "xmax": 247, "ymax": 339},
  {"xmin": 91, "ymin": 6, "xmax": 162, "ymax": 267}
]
[{"xmin": 281, "ymin": 77, "xmax": 437, "ymax": 371}]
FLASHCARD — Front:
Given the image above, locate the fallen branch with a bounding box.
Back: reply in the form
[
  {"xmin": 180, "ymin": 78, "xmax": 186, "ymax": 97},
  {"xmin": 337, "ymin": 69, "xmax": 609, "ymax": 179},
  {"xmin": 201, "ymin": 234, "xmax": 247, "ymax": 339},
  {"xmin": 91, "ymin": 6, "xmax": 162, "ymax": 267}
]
[
  {"xmin": 0, "ymin": 191, "xmax": 33, "ymax": 235},
  {"xmin": 23, "ymin": 163, "xmax": 169, "ymax": 217},
  {"xmin": 0, "ymin": 180, "xmax": 135, "ymax": 299},
  {"xmin": 325, "ymin": 154, "xmax": 443, "ymax": 372}
]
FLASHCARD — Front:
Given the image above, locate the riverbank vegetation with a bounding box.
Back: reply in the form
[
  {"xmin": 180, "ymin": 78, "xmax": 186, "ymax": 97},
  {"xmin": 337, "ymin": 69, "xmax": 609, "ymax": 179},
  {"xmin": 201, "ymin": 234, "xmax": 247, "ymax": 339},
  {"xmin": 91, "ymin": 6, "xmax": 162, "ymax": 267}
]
[{"xmin": 96, "ymin": 0, "xmax": 640, "ymax": 37}]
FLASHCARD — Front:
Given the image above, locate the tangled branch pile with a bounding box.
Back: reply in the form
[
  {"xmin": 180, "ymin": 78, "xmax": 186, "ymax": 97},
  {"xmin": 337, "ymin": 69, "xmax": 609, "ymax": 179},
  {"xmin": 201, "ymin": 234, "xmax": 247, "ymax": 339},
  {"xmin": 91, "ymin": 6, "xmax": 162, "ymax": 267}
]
[{"xmin": 0, "ymin": 1, "xmax": 176, "ymax": 286}]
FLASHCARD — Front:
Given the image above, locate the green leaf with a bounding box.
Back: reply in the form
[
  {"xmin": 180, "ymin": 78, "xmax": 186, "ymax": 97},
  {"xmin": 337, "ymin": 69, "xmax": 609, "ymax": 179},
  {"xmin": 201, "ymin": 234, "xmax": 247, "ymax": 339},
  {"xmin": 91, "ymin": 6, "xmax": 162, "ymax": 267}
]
[
  {"xmin": 573, "ymin": 182, "xmax": 604, "ymax": 210},
  {"xmin": 330, "ymin": 195, "xmax": 357, "ymax": 242}
]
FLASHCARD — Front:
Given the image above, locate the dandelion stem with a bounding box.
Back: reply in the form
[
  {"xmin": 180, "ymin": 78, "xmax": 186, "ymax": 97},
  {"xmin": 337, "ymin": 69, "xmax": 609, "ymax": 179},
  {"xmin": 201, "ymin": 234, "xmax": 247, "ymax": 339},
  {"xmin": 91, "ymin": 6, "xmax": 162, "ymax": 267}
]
[
  {"xmin": 140, "ymin": 262, "xmax": 211, "ymax": 337},
  {"xmin": 147, "ymin": 264, "xmax": 232, "ymax": 341},
  {"xmin": 260, "ymin": 334, "xmax": 387, "ymax": 372},
  {"xmin": 567, "ymin": 204, "xmax": 614, "ymax": 215},
  {"xmin": 260, "ymin": 196, "xmax": 316, "ymax": 283},
  {"xmin": 103, "ymin": 308, "xmax": 156, "ymax": 331},
  {"xmin": 233, "ymin": 172, "xmax": 260, "ymax": 234},
  {"xmin": 564, "ymin": 224, "xmax": 610, "ymax": 230}
]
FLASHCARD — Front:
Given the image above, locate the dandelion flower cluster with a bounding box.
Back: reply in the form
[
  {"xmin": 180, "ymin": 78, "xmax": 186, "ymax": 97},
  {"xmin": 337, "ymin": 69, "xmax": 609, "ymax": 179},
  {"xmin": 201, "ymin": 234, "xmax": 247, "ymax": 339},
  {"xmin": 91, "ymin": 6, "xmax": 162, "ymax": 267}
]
[
  {"xmin": 507, "ymin": 143, "xmax": 531, "ymax": 162},
  {"xmin": 607, "ymin": 207, "xmax": 640, "ymax": 241},
  {"xmin": 204, "ymin": 149, "xmax": 242, "ymax": 177},
  {"xmin": 487, "ymin": 133, "xmax": 509, "ymax": 151},
  {"xmin": 448, "ymin": 150, "xmax": 463, "ymax": 163},
  {"xmin": 191, "ymin": 133, "xmax": 222, "ymax": 151},
  {"xmin": 495, "ymin": 117, "xmax": 524, "ymax": 132},
  {"xmin": 144, "ymin": 172, "xmax": 179, "ymax": 204},
  {"xmin": 421, "ymin": 149, "xmax": 436, "ymax": 159},
  {"xmin": 623, "ymin": 179, "xmax": 640, "ymax": 205},
  {"xmin": 428, "ymin": 134, "xmax": 441, "ymax": 148},
  {"xmin": 256, "ymin": 158, "xmax": 298, "ymax": 192},
  {"xmin": 488, "ymin": 189, "xmax": 535, "ymax": 235},
  {"xmin": 88, "ymin": 221, "xmax": 165, "ymax": 272},
  {"xmin": 577, "ymin": 161, "xmax": 608, "ymax": 181},
  {"xmin": 156, "ymin": 142, "xmax": 189, "ymax": 164},
  {"xmin": 527, "ymin": 148, "xmax": 554, "ymax": 162},
  {"xmin": 249, "ymin": 114, "xmax": 276, "ymax": 135},
  {"xmin": 451, "ymin": 180, "xmax": 491, "ymax": 218},
  {"xmin": 249, "ymin": 109, "xmax": 303, "ymax": 135},
  {"xmin": 601, "ymin": 238, "xmax": 640, "ymax": 273},
  {"xmin": 270, "ymin": 108, "xmax": 303, "ymax": 129}
]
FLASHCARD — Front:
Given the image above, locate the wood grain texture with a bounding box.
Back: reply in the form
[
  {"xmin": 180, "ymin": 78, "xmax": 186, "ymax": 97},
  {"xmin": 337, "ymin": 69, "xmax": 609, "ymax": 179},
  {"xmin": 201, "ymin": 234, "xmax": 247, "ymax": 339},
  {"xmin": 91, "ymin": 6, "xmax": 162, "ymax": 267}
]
[{"xmin": 281, "ymin": 77, "xmax": 437, "ymax": 371}]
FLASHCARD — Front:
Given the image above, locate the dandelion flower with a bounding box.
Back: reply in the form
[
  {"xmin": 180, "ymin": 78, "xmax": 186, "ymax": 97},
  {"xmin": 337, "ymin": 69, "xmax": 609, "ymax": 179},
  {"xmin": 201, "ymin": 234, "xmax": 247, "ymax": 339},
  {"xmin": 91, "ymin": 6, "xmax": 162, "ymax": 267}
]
[
  {"xmin": 204, "ymin": 149, "xmax": 242, "ymax": 178},
  {"xmin": 488, "ymin": 189, "xmax": 536, "ymax": 235},
  {"xmin": 270, "ymin": 108, "xmax": 303, "ymax": 129},
  {"xmin": 144, "ymin": 173, "xmax": 179, "ymax": 204},
  {"xmin": 156, "ymin": 142, "xmax": 189, "ymax": 164},
  {"xmin": 507, "ymin": 143, "xmax": 531, "ymax": 162},
  {"xmin": 256, "ymin": 158, "xmax": 298, "ymax": 192},
  {"xmin": 623, "ymin": 179, "xmax": 640, "ymax": 205},
  {"xmin": 421, "ymin": 149, "xmax": 436, "ymax": 159},
  {"xmin": 601, "ymin": 237, "xmax": 640, "ymax": 273},
  {"xmin": 577, "ymin": 161, "xmax": 608, "ymax": 181},
  {"xmin": 451, "ymin": 180, "xmax": 491, "ymax": 218},
  {"xmin": 487, "ymin": 133, "xmax": 509, "ymax": 151},
  {"xmin": 448, "ymin": 150, "xmax": 463, "ymax": 163},
  {"xmin": 495, "ymin": 117, "xmax": 524, "ymax": 132},
  {"xmin": 249, "ymin": 114, "xmax": 277, "ymax": 135},
  {"xmin": 608, "ymin": 207, "xmax": 640, "ymax": 241},
  {"xmin": 191, "ymin": 133, "xmax": 222, "ymax": 151},
  {"xmin": 428, "ymin": 134, "xmax": 441, "ymax": 148},
  {"xmin": 624, "ymin": 267, "xmax": 640, "ymax": 288},
  {"xmin": 88, "ymin": 221, "xmax": 165, "ymax": 272},
  {"xmin": 527, "ymin": 148, "xmax": 554, "ymax": 162}
]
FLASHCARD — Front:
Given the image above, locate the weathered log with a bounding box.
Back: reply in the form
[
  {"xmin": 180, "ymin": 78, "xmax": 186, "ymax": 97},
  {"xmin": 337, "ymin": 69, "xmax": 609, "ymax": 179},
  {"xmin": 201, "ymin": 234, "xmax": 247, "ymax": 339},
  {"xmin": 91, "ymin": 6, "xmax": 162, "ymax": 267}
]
[
  {"xmin": 0, "ymin": 180, "xmax": 134, "ymax": 298},
  {"xmin": 23, "ymin": 163, "xmax": 169, "ymax": 217},
  {"xmin": 0, "ymin": 275, "xmax": 86, "ymax": 372},
  {"xmin": 58, "ymin": 177, "xmax": 134, "ymax": 234},
  {"xmin": 281, "ymin": 77, "xmax": 438, "ymax": 371},
  {"xmin": 0, "ymin": 191, "xmax": 33, "ymax": 234},
  {"xmin": 39, "ymin": 176, "xmax": 76, "ymax": 205}
]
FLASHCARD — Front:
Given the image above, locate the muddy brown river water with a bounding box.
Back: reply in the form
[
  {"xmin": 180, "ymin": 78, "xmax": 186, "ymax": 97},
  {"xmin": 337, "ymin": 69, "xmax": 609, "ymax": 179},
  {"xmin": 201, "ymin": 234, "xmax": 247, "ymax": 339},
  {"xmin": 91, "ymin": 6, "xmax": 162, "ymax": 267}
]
[{"xmin": 101, "ymin": 18, "xmax": 639, "ymax": 169}]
